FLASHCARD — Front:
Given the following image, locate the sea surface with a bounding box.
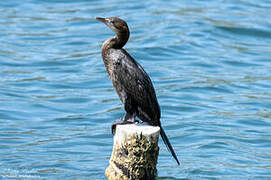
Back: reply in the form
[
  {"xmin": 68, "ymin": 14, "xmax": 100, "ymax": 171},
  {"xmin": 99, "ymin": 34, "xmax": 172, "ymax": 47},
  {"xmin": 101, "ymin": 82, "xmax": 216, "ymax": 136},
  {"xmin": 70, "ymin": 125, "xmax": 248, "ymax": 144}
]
[{"xmin": 1, "ymin": 0, "xmax": 271, "ymax": 179}]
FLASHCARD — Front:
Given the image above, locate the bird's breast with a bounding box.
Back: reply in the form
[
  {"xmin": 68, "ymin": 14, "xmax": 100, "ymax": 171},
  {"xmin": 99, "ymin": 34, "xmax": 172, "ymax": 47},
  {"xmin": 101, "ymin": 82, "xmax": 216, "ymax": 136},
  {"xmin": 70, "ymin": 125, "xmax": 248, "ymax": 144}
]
[{"xmin": 103, "ymin": 49, "xmax": 120, "ymax": 76}]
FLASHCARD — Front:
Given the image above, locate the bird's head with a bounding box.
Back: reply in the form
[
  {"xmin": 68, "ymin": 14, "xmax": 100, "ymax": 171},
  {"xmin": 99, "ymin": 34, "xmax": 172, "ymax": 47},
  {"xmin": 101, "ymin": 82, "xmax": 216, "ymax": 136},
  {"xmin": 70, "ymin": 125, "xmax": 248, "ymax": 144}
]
[{"xmin": 96, "ymin": 17, "xmax": 129, "ymax": 36}]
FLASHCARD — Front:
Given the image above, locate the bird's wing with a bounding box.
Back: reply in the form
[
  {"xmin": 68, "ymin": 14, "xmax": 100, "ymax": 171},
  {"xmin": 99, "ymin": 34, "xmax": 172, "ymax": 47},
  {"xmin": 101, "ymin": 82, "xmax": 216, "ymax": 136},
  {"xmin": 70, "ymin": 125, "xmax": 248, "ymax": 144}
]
[{"xmin": 113, "ymin": 49, "xmax": 160, "ymax": 123}]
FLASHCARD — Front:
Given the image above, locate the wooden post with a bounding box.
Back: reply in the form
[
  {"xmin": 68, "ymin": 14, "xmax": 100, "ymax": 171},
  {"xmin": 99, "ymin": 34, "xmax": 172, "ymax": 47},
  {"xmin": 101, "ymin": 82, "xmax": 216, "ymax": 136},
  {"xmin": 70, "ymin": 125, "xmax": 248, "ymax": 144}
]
[{"xmin": 105, "ymin": 124, "xmax": 160, "ymax": 180}]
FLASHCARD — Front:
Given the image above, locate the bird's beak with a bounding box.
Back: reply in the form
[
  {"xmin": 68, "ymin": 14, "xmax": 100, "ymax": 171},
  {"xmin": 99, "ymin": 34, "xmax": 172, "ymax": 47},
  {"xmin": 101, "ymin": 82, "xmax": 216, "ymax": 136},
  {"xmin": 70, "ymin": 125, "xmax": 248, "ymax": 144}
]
[{"xmin": 96, "ymin": 17, "xmax": 106, "ymax": 24}]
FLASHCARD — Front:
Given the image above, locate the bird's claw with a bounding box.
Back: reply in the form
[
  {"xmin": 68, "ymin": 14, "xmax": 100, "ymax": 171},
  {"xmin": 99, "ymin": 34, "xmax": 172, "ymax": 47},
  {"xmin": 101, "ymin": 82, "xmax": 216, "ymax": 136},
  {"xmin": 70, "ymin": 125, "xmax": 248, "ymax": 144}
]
[{"xmin": 111, "ymin": 118, "xmax": 138, "ymax": 135}]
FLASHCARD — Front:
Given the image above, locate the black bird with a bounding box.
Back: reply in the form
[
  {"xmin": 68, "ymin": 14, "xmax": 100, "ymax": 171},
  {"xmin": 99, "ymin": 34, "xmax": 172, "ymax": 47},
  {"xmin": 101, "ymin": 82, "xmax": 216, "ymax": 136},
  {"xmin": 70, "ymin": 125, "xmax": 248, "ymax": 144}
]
[{"xmin": 96, "ymin": 17, "xmax": 180, "ymax": 165}]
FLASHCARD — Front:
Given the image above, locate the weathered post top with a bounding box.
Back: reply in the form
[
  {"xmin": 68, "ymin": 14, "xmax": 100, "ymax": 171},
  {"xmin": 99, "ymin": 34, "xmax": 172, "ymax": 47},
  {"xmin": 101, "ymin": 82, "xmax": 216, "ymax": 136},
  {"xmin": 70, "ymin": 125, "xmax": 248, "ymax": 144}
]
[{"xmin": 105, "ymin": 124, "xmax": 160, "ymax": 180}]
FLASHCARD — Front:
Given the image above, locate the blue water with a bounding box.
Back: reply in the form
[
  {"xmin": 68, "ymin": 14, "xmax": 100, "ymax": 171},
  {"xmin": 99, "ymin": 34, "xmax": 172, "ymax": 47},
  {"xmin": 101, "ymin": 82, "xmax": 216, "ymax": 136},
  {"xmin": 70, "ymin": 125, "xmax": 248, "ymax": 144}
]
[{"xmin": 1, "ymin": 0, "xmax": 271, "ymax": 179}]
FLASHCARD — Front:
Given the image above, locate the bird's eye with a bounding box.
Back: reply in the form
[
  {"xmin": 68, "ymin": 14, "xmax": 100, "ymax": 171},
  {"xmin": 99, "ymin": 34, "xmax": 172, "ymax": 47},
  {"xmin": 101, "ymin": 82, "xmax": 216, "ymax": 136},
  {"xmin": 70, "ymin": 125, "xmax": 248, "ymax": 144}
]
[{"xmin": 111, "ymin": 20, "xmax": 115, "ymax": 24}]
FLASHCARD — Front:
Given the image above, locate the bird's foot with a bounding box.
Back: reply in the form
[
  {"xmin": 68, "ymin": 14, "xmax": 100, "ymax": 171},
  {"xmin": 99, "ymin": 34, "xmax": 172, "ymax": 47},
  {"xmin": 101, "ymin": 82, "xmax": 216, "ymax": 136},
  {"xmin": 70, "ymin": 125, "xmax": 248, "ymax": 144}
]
[
  {"xmin": 137, "ymin": 121, "xmax": 151, "ymax": 126},
  {"xmin": 111, "ymin": 118, "xmax": 139, "ymax": 135}
]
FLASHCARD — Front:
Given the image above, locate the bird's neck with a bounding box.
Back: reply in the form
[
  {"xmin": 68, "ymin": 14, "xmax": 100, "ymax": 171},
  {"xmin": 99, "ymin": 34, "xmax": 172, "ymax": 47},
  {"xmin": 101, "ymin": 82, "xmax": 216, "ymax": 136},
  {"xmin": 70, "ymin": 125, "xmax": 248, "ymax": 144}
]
[{"xmin": 102, "ymin": 31, "xmax": 129, "ymax": 50}]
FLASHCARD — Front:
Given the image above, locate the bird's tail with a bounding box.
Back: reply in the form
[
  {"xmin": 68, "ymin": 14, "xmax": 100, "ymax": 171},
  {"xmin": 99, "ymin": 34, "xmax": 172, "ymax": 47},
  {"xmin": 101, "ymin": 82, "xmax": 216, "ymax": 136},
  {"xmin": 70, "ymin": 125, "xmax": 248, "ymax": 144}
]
[{"xmin": 160, "ymin": 126, "xmax": 180, "ymax": 165}]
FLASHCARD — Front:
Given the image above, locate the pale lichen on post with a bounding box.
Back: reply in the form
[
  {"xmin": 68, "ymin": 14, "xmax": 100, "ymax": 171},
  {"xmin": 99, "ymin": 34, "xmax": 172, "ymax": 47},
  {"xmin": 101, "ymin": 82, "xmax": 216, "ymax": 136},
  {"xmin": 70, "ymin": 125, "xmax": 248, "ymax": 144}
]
[{"xmin": 105, "ymin": 124, "xmax": 160, "ymax": 180}]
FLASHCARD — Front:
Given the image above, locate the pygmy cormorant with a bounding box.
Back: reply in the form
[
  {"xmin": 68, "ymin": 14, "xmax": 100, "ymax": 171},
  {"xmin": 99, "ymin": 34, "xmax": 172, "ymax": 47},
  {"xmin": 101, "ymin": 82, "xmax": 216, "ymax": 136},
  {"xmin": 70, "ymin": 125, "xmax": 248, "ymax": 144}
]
[{"xmin": 96, "ymin": 17, "xmax": 180, "ymax": 165}]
